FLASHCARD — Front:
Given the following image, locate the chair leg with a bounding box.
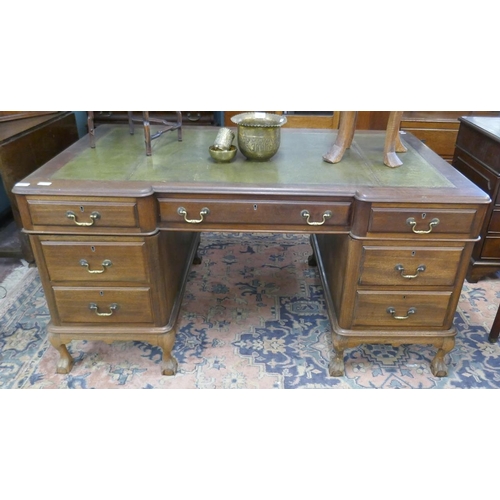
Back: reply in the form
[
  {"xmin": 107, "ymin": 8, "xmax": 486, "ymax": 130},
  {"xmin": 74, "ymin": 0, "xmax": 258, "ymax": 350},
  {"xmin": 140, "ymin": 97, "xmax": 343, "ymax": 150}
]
[
  {"xmin": 87, "ymin": 111, "xmax": 95, "ymax": 148},
  {"xmin": 128, "ymin": 111, "xmax": 135, "ymax": 135},
  {"xmin": 176, "ymin": 111, "xmax": 183, "ymax": 141},
  {"xmin": 323, "ymin": 111, "xmax": 357, "ymax": 164},
  {"xmin": 142, "ymin": 111, "xmax": 152, "ymax": 156}
]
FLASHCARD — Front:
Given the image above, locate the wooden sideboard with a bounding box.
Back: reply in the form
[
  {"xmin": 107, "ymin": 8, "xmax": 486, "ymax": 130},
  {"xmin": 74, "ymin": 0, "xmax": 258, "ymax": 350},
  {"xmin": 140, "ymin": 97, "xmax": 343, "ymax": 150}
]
[
  {"xmin": 451, "ymin": 116, "xmax": 500, "ymax": 282},
  {"xmin": 0, "ymin": 112, "xmax": 79, "ymax": 262},
  {"xmin": 13, "ymin": 125, "xmax": 489, "ymax": 377}
]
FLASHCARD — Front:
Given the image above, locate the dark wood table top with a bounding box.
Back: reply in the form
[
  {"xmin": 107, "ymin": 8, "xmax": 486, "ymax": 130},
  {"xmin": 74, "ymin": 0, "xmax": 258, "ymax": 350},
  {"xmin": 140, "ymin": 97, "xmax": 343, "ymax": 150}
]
[{"xmin": 13, "ymin": 125, "xmax": 490, "ymax": 205}]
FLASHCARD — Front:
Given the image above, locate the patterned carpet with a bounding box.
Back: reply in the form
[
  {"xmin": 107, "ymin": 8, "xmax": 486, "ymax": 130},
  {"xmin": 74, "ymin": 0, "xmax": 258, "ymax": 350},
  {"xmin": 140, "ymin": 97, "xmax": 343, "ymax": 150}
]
[{"xmin": 1, "ymin": 232, "xmax": 500, "ymax": 389}]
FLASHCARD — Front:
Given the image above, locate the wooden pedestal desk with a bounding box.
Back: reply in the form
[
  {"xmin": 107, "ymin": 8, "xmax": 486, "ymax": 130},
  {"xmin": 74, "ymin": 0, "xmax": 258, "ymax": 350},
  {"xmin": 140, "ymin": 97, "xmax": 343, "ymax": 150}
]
[{"xmin": 13, "ymin": 125, "xmax": 490, "ymax": 377}]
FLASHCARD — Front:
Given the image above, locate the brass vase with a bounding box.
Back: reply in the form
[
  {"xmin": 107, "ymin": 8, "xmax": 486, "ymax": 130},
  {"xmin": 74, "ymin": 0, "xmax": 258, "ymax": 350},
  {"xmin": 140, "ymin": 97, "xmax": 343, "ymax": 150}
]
[{"xmin": 231, "ymin": 112, "xmax": 287, "ymax": 161}]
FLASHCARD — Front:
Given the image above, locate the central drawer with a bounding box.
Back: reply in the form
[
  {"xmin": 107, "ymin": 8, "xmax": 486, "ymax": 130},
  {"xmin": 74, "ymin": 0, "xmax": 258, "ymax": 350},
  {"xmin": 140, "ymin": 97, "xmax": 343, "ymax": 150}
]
[
  {"xmin": 158, "ymin": 198, "xmax": 351, "ymax": 230},
  {"xmin": 52, "ymin": 286, "xmax": 154, "ymax": 324},
  {"xmin": 352, "ymin": 290, "xmax": 452, "ymax": 328}
]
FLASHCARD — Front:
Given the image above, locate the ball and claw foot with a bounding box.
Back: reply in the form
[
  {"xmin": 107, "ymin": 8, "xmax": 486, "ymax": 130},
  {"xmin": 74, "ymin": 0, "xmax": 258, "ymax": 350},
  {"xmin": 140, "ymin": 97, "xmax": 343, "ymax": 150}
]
[
  {"xmin": 328, "ymin": 354, "xmax": 345, "ymax": 377},
  {"xmin": 161, "ymin": 355, "xmax": 178, "ymax": 376},
  {"xmin": 307, "ymin": 253, "xmax": 317, "ymax": 267},
  {"xmin": 56, "ymin": 354, "xmax": 74, "ymax": 374},
  {"xmin": 430, "ymin": 356, "xmax": 448, "ymax": 377},
  {"xmin": 430, "ymin": 338, "xmax": 453, "ymax": 377},
  {"xmin": 50, "ymin": 337, "xmax": 74, "ymax": 374}
]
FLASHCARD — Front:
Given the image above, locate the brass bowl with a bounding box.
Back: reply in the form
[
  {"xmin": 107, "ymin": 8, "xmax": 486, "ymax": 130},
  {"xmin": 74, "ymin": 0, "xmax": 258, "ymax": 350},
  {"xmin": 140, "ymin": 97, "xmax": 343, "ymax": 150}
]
[
  {"xmin": 209, "ymin": 145, "xmax": 237, "ymax": 163},
  {"xmin": 231, "ymin": 112, "xmax": 287, "ymax": 161}
]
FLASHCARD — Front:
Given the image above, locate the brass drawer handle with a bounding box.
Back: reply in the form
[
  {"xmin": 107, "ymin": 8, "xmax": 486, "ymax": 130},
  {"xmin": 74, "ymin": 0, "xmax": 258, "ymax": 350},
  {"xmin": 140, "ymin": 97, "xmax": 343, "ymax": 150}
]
[
  {"xmin": 80, "ymin": 259, "xmax": 112, "ymax": 273},
  {"xmin": 387, "ymin": 306, "xmax": 416, "ymax": 320},
  {"xmin": 67, "ymin": 210, "xmax": 101, "ymax": 226},
  {"xmin": 406, "ymin": 217, "xmax": 439, "ymax": 234},
  {"xmin": 177, "ymin": 206, "xmax": 210, "ymax": 224},
  {"xmin": 89, "ymin": 302, "xmax": 118, "ymax": 316},
  {"xmin": 395, "ymin": 264, "xmax": 426, "ymax": 279},
  {"xmin": 301, "ymin": 209, "xmax": 332, "ymax": 226}
]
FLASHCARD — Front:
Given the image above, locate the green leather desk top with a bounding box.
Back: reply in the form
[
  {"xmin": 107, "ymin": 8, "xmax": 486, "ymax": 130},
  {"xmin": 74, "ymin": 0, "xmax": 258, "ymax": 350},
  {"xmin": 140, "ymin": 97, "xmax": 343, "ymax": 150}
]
[
  {"xmin": 14, "ymin": 125, "xmax": 491, "ymax": 204},
  {"xmin": 49, "ymin": 125, "xmax": 452, "ymax": 188}
]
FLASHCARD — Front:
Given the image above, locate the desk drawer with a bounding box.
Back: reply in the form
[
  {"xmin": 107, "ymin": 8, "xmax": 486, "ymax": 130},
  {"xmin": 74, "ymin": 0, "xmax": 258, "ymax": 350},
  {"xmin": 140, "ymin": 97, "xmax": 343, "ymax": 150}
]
[
  {"xmin": 40, "ymin": 238, "xmax": 149, "ymax": 283},
  {"xmin": 52, "ymin": 286, "xmax": 154, "ymax": 324},
  {"xmin": 359, "ymin": 245, "xmax": 464, "ymax": 286},
  {"xmin": 26, "ymin": 198, "xmax": 140, "ymax": 229},
  {"xmin": 159, "ymin": 198, "xmax": 351, "ymax": 230},
  {"xmin": 352, "ymin": 291, "xmax": 452, "ymax": 328},
  {"xmin": 368, "ymin": 207, "xmax": 477, "ymax": 237}
]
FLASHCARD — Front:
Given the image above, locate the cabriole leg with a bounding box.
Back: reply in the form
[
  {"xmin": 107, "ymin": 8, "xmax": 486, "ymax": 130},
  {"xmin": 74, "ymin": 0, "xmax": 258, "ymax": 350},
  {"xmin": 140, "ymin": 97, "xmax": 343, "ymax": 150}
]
[
  {"xmin": 49, "ymin": 332, "xmax": 74, "ymax": 374},
  {"xmin": 329, "ymin": 332, "xmax": 348, "ymax": 377},
  {"xmin": 430, "ymin": 337, "xmax": 455, "ymax": 377},
  {"xmin": 159, "ymin": 332, "xmax": 178, "ymax": 376}
]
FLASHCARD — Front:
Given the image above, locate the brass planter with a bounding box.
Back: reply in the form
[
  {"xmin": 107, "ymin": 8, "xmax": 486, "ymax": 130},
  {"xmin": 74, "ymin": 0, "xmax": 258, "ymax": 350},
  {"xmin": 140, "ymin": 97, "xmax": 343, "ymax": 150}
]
[{"xmin": 231, "ymin": 112, "xmax": 287, "ymax": 161}]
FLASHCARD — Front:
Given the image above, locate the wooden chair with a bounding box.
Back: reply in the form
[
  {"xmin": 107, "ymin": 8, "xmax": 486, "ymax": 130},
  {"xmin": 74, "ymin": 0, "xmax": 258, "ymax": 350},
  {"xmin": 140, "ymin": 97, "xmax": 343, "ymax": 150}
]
[
  {"xmin": 87, "ymin": 111, "xmax": 182, "ymax": 156},
  {"xmin": 323, "ymin": 111, "xmax": 407, "ymax": 168}
]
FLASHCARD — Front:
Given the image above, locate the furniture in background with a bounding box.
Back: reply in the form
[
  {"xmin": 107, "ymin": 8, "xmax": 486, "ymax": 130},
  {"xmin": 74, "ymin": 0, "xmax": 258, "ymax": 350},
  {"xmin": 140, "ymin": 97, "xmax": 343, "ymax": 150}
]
[
  {"xmin": 13, "ymin": 125, "xmax": 489, "ymax": 377},
  {"xmin": 0, "ymin": 175, "xmax": 10, "ymax": 219},
  {"xmin": 91, "ymin": 111, "xmax": 217, "ymax": 126},
  {"xmin": 87, "ymin": 111, "xmax": 182, "ymax": 156},
  {"xmin": 401, "ymin": 112, "xmax": 500, "ymax": 163},
  {"xmin": 450, "ymin": 116, "xmax": 500, "ymax": 282},
  {"xmin": 0, "ymin": 112, "xmax": 79, "ymax": 262}
]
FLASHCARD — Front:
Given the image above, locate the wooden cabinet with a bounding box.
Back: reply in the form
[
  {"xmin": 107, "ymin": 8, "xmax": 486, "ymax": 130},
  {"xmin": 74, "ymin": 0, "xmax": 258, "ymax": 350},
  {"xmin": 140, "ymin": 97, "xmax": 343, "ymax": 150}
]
[
  {"xmin": 451, "ymin": 116, "xmax": 500, "ymax": 282},
  {"xmin": 401, "ymin": 112, "xmax": 500, "ymax": 163},
  {"xmin": 0, "ymin": 112, "xmax": 79, "ymax": 261}
]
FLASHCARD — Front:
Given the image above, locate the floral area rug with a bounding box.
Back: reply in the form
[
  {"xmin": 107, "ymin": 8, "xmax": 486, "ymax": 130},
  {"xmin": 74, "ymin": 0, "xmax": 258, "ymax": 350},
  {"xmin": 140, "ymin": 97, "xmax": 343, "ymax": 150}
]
[{"xmin": 1, "ymin": 232, "xmax": 500, "ymax": 389}]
